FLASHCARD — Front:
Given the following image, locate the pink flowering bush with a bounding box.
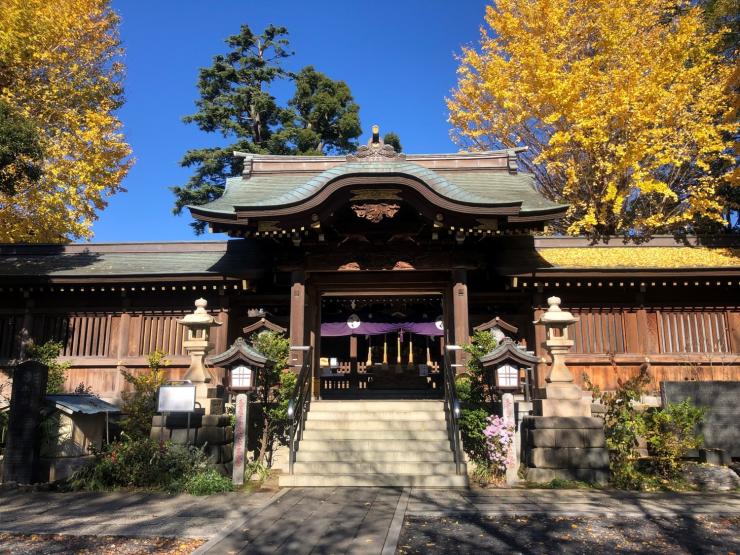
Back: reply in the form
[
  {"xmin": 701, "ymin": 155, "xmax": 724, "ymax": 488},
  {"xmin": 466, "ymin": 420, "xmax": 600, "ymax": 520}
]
[{"xmin": 483, "ymin": 415, "xmax": 515, "ymax": 475}]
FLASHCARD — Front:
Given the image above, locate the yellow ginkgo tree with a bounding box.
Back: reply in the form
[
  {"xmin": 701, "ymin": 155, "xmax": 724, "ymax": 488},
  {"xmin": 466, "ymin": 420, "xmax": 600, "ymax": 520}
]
[
  {"xmin": 0, "ymin": 0, "xmax": 132, "ymax": 243},
  {"xmin": 448, "ymin": 0, "xmax": 737, "ymax": 238}
]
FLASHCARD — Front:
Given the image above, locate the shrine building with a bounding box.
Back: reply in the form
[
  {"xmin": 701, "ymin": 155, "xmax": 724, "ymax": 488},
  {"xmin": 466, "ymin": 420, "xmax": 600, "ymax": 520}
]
[
  {"xmin": 1, "ymin": 130, "xmax": 738, "ymax": 400},
  {"xmin": 0, "ymin": 129, "xmax": 739, "ymax": 485}
]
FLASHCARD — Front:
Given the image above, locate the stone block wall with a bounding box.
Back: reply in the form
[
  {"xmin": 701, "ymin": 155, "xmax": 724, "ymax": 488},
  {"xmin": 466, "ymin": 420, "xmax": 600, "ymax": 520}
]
[
  {"xmin": 521, "ymin": 416, "xmax": 609, "ymax": 484},
  {"xmin": 150, "ymin": 412, "xmax": 234, "ymax": 476}
]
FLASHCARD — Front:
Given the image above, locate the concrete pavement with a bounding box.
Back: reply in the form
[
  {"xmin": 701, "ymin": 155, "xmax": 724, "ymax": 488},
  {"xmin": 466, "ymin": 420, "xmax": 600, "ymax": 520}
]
[{"xmin": 1, "ymin": 487, "xmax": 739, "ymax": 554}]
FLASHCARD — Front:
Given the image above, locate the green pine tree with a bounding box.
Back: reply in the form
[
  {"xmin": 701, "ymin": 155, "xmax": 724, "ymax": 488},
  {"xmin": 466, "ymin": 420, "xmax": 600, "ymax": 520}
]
[{"xmin": 172, "ymin": 24, "xmax": 362, "ymax": 233}]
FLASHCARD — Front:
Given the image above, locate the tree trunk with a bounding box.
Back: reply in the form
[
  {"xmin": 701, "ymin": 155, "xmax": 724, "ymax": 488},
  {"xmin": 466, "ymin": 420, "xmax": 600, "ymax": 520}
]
[{"xmin": 257, "ymin": 418, "xmax": 270, "ymax": 463}]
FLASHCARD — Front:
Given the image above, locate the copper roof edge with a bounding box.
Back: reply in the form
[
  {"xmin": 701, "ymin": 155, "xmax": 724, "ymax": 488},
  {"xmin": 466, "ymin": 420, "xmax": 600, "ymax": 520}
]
[
  {"xmin": 533, "ymin": 235, "xmax": 740, "ymax": 248},
  {"xmin": 0, "ymin": 240, "xmax": 235, "ymax": 255},
  {"xmin": 234, "ymin": 149, "xmax": 517, "ymax": 162}
]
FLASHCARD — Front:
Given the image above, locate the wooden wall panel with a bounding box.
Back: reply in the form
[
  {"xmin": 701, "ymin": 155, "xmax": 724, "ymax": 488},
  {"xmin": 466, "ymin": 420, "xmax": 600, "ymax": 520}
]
[
  {"xmin": 0, "ymin": 314, "xmax": 22, "ymax": 358},
  {"xmin": 570, "ymin": 308, "xmax": 625, "ymax": 354},
  {"xmin": 570, "ymin": 360, "xmax": 740, "ymax": 394},
  {"xmin": 728, "ymin": 311, "xmax": 740, "ymax": 353},
  {"xmin": 655, "ymin": 310, "xmax": 729, "ymax": 354}
]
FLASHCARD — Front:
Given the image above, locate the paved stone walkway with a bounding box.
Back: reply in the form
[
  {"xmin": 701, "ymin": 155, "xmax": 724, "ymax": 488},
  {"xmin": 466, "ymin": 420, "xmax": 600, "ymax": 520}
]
[
  {"xmin": 0, "ymin": 488, "xmax": 277, "ymax": 539},
  {"xmin": 1, "ymin": 487, "xmax": 739, "ymax": 554},
  {"xmin": 405, "ymin": 488, "xmax": 740, "ymax": 518},
  {"xmin": 198, "ymin": 487, "xmax": 405, "ymax": 555}
]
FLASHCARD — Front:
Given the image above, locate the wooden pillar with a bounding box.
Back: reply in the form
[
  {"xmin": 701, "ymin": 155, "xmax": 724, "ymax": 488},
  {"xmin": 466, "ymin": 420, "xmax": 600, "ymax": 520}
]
[
  {"xmin": 115, "ymin": 297, "xmax": 131, "ymax": 402},
  {"xmin": 349, "ymin": 335, "xmax": 358, "ymax": 392},
  {"xmin": 289, "ymin": 271, "xmax": 306, "ymax": 370},
  {"xmin": 305, "ymin": 282, "xmax": 321, "ymax": 399},
  {"xmin": 533, "ymin": 303, "xmax": 548, "ymax": 390},
  {"xmin": 216, "ymin": 294, "xmax": 230, "ymax": 351},
  {"xmin": 727, "ymin": 310, "xmax": 740, "ymax": 353},
  {"xmin": 452, "ymin": 269, "xmax": 469, "ymax": 367},
  {"xmin": 18, "ymin": 295, "xmax": 34, "ymax": 359}
]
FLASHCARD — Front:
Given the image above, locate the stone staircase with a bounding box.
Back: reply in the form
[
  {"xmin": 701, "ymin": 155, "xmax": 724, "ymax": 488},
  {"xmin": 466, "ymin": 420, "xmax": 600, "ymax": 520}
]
[{"xmin": 278, "ymin": 400, "xmax": 468, "ymax": 487}]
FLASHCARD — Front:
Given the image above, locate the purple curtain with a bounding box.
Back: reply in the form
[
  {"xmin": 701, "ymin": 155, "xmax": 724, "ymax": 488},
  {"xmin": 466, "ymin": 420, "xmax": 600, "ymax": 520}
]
[{"xmin": 320, "ymin": 321, "xmax": 443, "ymax": 337}]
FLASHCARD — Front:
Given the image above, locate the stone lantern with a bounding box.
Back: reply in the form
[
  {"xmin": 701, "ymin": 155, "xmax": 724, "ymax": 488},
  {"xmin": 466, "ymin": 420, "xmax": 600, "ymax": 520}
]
[
  {"xmin": 533, "ymin": 296, "xmax": 590, "ymax": 417},
  {"xmin": 178, "ymin": 298, "xmax": 222, "ymax": 391}
]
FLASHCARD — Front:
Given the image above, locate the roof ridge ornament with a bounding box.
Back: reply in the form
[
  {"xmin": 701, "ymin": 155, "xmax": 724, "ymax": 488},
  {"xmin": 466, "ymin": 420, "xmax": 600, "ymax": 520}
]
[
  {"xmin": 346, "ymin": 124, "xmax": 406, "ymax": 162},
  {"xmin": 234, "ymin": 151, "xmax": 254, "ymax": 178}
]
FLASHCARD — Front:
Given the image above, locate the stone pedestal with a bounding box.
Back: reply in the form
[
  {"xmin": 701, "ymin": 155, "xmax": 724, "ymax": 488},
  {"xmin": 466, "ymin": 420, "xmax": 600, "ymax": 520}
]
[
  {"xmin": 522, "ymin": 417, "xmax": 609, "ymax": 483},
  {"xmin": 150, "ymin": 412, "xmax": 234, "ymax": 476}
]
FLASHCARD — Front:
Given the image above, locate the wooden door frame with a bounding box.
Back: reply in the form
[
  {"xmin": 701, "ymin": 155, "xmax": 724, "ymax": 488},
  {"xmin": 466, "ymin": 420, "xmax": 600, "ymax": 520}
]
[{"xmin": 303, "ymin": 271, "xmax": 461, "ymax": 399}]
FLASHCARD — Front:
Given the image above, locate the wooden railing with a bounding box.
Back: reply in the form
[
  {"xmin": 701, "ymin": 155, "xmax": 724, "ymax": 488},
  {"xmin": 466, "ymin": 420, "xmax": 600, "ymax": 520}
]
[
  {"xmin": 443, "ymin": 346, "xmax": 465, "ymax": 475},
  {"xmin": 287, "ymin": 346, "xmax": 312, "ymax": 476}
]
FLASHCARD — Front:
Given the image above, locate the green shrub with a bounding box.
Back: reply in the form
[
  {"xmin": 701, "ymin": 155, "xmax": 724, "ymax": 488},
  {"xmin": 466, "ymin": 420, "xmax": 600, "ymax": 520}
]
[
  {"xmin": 456, "ymin": 331, "xmax": 500, "ymax": 482},
  {"xmin": 248, "ymin": 331, "xmax": 293, "ymax": 464},
  {"xmin": 183, "ymin": 468, "xmax": 234, "ymax": 495},
  {"xmin": 27, "ymin": 340, "xmax": 69, "ymax": 393},
  {"xmin": 69, "ymin": 437, "xmax": 222, "ymax": 493},
  {"xmin": 584, "ymin": 366, "xmax": 650, "ymax": 489},
  {"xmin": 643, "ymin": 399, "xmax": 705, "ymax": 478},
  {"xmin": 585, "ymin": 366, "xmax": 705, "ymax": 489},
  {"xmin": 245, "ymin": 460, "xmax": 270, "ymax": 483},
  {"xmin": 119, "ymin": 351, "xmax": 168, "ymax": 440}
]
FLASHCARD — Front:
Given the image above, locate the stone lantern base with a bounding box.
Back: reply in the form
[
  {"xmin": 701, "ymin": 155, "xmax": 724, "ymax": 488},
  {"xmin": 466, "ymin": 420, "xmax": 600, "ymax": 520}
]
[
  {"xmin": 526, "ymin": 384, "xmax": 609, "ymax": 483},
  {"xmin": 521, "ymin": 416, "xmax": 610, "ymax": 484},
  {"xmin": 534, "ymin": 382, "xmax": 592, "ymax": 417}
]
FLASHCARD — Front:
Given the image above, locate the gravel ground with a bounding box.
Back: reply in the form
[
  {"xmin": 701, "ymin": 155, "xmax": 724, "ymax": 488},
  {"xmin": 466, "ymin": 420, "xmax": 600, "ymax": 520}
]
[
  {"xmin": 397, "ymin": 515, "xmax": 740, "ymax": 554},
  {"xmin": 0, "ymin": 533, "xmax": 204, "ymax": 555}
]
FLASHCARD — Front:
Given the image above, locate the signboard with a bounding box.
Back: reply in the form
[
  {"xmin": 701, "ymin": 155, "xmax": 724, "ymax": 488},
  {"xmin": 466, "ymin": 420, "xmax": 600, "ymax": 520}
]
[{"xmin": 157, "ymin": 384, "xmax": 196, "ymax": 413}]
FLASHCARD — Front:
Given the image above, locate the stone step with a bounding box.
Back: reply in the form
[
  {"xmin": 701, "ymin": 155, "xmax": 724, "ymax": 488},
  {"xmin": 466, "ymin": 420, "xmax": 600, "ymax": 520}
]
[
  {"xmin": 295, "ymin": 450, "xmax": 456, "ymax": 463},
  {"xmin": 307, "ymin": 410, "xmax": 447, "ymax": 421},
  {"xmin": 298, "ymin": 439, "xmax": 451, "ymax": 452},
  {"xmin": 293, "ymin": 461, "xmax": 462, "ymax": 475},
  {"xmin": 278, "ymin": 473, "xmax": 469, "ymax": 488},
  {"xmin": 309, "ymin": 401, "xmax": 444, "ymax": 412},
  {"xmin": 304, "ymin": 419, "xmax": 448, "ymax": 431},
  {"xmin": 301, "ymin": 429, "xmax": 449, "ymax": 441}
]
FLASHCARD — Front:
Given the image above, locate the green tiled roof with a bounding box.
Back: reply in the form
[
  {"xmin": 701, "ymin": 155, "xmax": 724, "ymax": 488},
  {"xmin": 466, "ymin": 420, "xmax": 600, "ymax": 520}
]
[
  {"xmin": 0, "ymin": 241, "xmax": 262, "ymax": 280},
  {"xmin": 192, "ymin": 160, "xmax": 566, "ymax": 216}
]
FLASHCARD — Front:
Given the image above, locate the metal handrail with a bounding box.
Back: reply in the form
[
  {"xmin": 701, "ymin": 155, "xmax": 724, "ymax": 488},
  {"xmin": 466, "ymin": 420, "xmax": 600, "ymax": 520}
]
[
  {"xmin": 287, "ymin": 346, "xmax": 312, "ymax": 475},
  {"xmin": 443, "ymin": 346, "xmax": 465, "ymax": 475}
]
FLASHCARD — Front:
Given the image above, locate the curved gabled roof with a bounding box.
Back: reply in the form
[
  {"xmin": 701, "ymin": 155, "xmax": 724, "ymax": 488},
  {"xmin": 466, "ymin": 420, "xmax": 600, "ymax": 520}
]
[{"xmin": 189, "ymin": 156, "xmax": 567, "ymax": 221}]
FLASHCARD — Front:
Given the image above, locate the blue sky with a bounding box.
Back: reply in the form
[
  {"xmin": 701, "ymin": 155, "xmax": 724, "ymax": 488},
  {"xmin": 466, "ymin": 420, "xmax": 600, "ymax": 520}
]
[{"xmin": 91, "ymin": 0, "xmax": 489, "ymax": 243}]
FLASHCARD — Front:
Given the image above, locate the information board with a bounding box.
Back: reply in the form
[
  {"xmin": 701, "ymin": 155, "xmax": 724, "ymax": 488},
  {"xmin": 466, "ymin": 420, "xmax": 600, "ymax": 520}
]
[{"xmin": 157, "ymin": 384, "xmax": 196, "ymax": 413}]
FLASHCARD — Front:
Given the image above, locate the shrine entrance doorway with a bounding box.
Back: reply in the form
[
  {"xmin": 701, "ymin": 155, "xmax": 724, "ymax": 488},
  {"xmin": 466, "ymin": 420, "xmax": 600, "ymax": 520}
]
[{"xmin": 318, "ymin": 294, "xmax": 446, "ymax": 399}]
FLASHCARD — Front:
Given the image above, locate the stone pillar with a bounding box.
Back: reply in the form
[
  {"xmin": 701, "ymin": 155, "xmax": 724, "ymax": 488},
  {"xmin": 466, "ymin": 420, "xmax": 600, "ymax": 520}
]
[
  {"xmin": 232, "ymin": 393, "xmax": 248, "ymax": 486},
  {"xmin": 502, "ymin": 393, "xmax": 519, "ymax": 485},
  {"xmin": 2, "ymin": 361, "xmax": 48, "ymax": 484}
]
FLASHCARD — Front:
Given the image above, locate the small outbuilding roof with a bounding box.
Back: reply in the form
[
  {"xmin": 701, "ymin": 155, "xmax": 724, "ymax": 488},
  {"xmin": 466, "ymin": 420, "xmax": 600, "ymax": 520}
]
[
  {"xmin": 480, "ymin": 338, "xmax": 540, "ymax": 368},
  {"xmin": 45, "ymin": 394, "xmax": 121, "ymax": 415},
  {"xmin": 208, "ymin": 337, "xmax": 274, "ymax": 368}
]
